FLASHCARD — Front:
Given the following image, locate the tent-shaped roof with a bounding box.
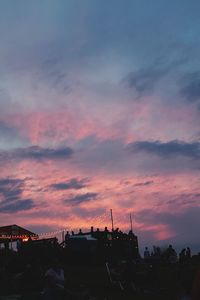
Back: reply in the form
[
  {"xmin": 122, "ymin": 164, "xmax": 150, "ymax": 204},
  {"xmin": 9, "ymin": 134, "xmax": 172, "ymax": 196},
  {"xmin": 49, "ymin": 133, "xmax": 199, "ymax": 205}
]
[{"xmin": 0, "ymin": 224, "xmax": 38, "ymax": 240}]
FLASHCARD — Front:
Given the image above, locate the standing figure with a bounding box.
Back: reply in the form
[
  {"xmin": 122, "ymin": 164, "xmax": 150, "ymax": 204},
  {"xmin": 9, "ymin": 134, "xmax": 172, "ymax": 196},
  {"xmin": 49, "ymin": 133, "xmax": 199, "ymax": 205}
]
[
  {"xmin": 44, "ymin": 258, "xmax": 65, "ymax": 300},
  {"xmin": 144, "ymin": 247, "xmax": 150, "ymax": 259}
]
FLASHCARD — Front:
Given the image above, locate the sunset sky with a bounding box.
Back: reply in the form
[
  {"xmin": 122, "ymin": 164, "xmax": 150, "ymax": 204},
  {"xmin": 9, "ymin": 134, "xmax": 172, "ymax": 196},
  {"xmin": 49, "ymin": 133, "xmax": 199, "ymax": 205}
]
[{"xmin": 0, "ymin": 0, "xmax": 200, "ymax": 251}]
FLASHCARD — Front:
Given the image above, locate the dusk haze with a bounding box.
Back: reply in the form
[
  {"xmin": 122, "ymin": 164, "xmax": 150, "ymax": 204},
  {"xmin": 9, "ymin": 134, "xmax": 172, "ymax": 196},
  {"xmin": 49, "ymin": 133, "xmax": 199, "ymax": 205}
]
[{"xmin": 1, "ymin": 0, "xmax": 200, "ymax": 253}]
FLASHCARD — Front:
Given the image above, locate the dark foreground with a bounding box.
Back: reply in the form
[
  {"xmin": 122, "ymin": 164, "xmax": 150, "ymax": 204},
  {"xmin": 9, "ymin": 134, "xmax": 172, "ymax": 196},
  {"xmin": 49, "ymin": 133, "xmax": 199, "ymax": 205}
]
[
  {"xmin": 0, "ymin": 236, "xmax": 199, "ymax": 300},
  {"xmin": 0, "ymin": 261, "xmax": 199, "ymax": 300}
]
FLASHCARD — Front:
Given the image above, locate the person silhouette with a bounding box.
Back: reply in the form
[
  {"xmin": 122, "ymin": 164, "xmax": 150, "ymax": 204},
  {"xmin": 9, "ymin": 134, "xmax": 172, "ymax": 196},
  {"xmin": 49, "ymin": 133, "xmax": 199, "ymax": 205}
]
[
  {"xmin": 144, "ymin": 247, "xmax": 150, "ymax": 259},
  {"xmin": 44, "ymin": 258, "xmax": 65, "ymax": 300},
  {"xmin": 186, "ymin": 247, "xmax": 191, "ymax": 259},
  {"xmin": 78, "ymin": 229, "xmax": 83, "ymax": 235},
  {"xmin": 179, "ymin": 248, "xmax": 186, "ymax": 263}
]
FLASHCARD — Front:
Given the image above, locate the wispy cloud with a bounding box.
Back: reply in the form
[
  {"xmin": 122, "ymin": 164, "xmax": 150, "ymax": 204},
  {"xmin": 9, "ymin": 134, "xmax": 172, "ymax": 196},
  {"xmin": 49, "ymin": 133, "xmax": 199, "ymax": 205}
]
[
  {"xmin": 0, "ymin": 199, "xmax": 35, "ymax": 213},
  {"xmin": 0, "ymin": 177, "xmax": 35, "ymax": 213},
  {"xmin": 122, "ymin": 59, "xmax": 185, "ymax": 97},
  {"xmin": 122, "ymin": 65, "xmax": 170, "ymax": 96},
  {"xmin": 51, "ymin": 178, "xmax": 88, "ymax": 190},
  {"xmin": 134, "ymin": 181, "xmax": 154, "ymax": 187},
  {"xmin": 180, "ymin": 72, "xmax": 200, "ymax": 103},
  {"xmin": 128, "ymin": 140, "xmax": 200, "ymax": 159},
  {"xmin": 64, "ymin": 192, "xmax": 99, "ymax": 206},
  {"xmin": 0, "ymin": 178, "xmax": 25, "ymax": 202},
  {"xmin": 0, "ymin": 146, "xmax": 74, "ymax": 162},
  {"xmin": 0, "ymin": 0, "xmax": 200, "ymax": 248}
]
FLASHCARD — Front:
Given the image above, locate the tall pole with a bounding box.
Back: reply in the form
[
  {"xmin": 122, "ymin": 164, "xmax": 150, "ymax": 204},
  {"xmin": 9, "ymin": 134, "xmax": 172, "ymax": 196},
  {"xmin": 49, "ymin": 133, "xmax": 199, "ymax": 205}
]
[
  {"xmin": 62, "ymin": 230, "xmax": 65, "ymax": 244},
  {"xmin": 110, "ymin": 209, "xmax": 114, "ymax": 231},
  {"xmin": 10, "ymin": 234, "xmax": 13, "ymax": 250},
  {"xmin": 130, "ymin": 213, "xmax": 133, "ymax": 232}
]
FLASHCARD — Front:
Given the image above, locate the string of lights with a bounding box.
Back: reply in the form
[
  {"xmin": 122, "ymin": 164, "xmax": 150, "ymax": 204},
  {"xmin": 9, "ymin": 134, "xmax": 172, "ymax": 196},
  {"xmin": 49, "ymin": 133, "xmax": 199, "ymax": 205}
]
[
  {"xmin": 37, "ymin": 212, "xmax": 110, "ymax": 238},
  {"xmin": 9, "ymin": 210, "xmax": 134, "ymax": 240},
  {"xmin": 36, "ymin": 211, "xmax": 110, "ymax": 237},
  {"xmin": 0, "ymin": 234, "xmax": 37, "ymax": 239},
  {"xmin": 38, "ymin": 229, "xmax": 67, "ymax": 237}
]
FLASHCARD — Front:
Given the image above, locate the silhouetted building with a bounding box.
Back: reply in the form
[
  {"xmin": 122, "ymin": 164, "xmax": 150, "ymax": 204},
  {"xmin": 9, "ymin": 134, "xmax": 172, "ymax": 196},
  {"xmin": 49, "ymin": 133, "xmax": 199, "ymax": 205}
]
[{"xmin": 0, "ymin": 224, "xmax": 38, "ymax": 249}]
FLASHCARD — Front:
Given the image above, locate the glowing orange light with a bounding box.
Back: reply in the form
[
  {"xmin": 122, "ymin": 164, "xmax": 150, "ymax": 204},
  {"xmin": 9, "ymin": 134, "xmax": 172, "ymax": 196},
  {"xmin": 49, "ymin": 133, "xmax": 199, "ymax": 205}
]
[{"xmin": 22, "ymin": 238, "xmax": 29, "ymax": 242}]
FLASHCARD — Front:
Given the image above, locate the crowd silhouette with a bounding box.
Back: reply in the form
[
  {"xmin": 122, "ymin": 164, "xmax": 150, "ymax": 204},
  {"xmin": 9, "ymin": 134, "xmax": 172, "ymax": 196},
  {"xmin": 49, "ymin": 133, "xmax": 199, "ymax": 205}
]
[{"xmin": 0, "ymin": 226, "xmax": 200, "ymax": 300}]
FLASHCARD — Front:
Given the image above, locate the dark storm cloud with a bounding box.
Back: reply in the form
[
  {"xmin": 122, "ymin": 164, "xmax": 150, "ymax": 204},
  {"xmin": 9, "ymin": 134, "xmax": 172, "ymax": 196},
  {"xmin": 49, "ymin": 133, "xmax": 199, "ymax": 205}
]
[
  {"xmin": 128, "ymin": 140, "xmax": 200, "ymax": 159},
  {"xmin": 51, "ymin": 178, "xmax": 88, "ymax": 190},
  {"xmin": 0, "ymin": 199, "xmax": 35, "ymax": 213},
  {"xmin": 180, "ymin": 72, "xmax": 200, "ymax": 103},
  {"xmin": 64, "ymin": 192, "xmax": 98, "ymax": 206}
]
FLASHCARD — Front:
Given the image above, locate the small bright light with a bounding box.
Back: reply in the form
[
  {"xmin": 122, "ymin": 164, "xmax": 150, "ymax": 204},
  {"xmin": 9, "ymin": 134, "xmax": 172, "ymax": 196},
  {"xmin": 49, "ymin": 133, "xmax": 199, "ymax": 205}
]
[{"xmin": 22, "ymin": 238, "xmax": 29, "ymax": 242}]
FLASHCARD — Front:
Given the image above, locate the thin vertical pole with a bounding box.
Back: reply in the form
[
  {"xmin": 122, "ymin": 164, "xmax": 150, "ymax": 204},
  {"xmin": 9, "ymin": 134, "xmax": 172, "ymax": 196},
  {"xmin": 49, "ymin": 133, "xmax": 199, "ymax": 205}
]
[
  {"xmin": 62, "ymin": 230, "xmax": 65, "ymax": 243},
  {"xmin": 130, "ymin": 213, "xmax": 133, "ymax": 231},
  {"xmin": 110, "ymin": 209, "xmax": 114, "ymax": 231},
  {"xmin": 10, "ymin": 234, "xmax": 13, "ymax": 250}
]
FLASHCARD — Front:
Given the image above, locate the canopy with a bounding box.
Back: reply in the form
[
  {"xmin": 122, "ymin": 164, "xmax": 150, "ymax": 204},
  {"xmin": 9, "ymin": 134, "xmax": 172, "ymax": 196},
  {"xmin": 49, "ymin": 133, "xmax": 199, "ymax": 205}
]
[{"xmin": 0, "ymin": 224, "xmax": 38, "ymax": 241}]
